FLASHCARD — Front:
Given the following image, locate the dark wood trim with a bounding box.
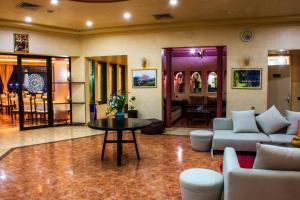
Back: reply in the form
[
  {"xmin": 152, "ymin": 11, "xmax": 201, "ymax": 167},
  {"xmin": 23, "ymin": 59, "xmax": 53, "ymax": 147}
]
[
  {"xmin": 216, "ymin": 46, "xmax": 224, "ymax": 117},
  {"xmin": 165, "ymin": 48, "xmax": 172, "ymax": 128},
  {"xmin": 111, "ymin": 63, "xmax": 117, "ymax": 94},
  {"xmin": 99, "ymin": 62, "xmax": 107, "ymax": 103},
  {"xmin": 120, "ymin": 64, "xmax": 126, "ymax": 91}
]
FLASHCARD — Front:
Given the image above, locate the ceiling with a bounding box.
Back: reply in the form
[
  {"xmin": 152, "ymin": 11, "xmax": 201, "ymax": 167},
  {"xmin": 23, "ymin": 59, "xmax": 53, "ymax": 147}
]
[{"xmin": 0, "ymin": 0, "xmax": 300, "ymax": 32}]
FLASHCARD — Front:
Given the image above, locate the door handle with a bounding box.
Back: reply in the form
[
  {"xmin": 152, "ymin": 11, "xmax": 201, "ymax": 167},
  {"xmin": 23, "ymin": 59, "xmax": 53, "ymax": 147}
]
[{"xmin": 287, "ymin": 96, "xmax": 290, "ymax": 103}]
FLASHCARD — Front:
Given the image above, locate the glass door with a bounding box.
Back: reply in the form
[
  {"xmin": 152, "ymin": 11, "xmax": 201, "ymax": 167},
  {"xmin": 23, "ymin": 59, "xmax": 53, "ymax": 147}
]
[
  {"xmin": 52, "ymin": 57, "xmax": 71, "ymax": 125},
  {"xmin": 17, "ymin": 56, "xmax": 52, "ymax": 130}
]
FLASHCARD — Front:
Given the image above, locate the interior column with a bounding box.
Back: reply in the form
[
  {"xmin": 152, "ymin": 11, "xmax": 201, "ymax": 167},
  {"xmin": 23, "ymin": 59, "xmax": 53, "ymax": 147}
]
[
  {"xmin": 216, "ymin": 46, "xmax": 224, "ymax": 117},
  {"xmin": 165, "ymin": 48, "xmax": 172, "ymax": 128}
]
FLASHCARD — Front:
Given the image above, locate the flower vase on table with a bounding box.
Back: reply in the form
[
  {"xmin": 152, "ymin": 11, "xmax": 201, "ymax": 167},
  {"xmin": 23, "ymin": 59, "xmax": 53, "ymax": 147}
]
[
  {"xmin": 115, "ymin": 108, "xmax": 125, "ymax": 120},
  {"xmin": 106, "ymin": 90, "xmax": 126, "ymax": 120}
]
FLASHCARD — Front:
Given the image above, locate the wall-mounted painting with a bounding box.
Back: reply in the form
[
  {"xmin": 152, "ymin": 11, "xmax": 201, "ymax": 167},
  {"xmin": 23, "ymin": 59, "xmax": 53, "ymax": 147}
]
[
  {"xmin": 14, "ymin": 33, "xmax": 29, "ymax": 53},
  {"xmin": 232, "ymin": 68, "xmax": 262, "ymax": 89},
  {"xmin": 132, "ymin": 69, "xmax": 157, "ymax": 88}
]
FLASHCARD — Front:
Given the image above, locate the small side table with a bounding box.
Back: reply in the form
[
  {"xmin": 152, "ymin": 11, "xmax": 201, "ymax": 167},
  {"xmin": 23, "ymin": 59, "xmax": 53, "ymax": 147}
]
[{"xmin": 190, "ymin": 130, "xmax": 213, "ymax": 152}]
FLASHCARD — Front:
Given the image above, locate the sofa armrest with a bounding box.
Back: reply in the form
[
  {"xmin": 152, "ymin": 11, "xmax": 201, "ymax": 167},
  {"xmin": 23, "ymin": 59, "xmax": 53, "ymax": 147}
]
[
  {"xmin": 223, "ymin": 148, "xmax": 240, "ymax": 174},
  {"xmin": 225, "ymin": 168, "xmax": 300, "ymax": 200},
  {"xmin": 213, "ymin": 118, "xmax": 233, "ymax": 130}
]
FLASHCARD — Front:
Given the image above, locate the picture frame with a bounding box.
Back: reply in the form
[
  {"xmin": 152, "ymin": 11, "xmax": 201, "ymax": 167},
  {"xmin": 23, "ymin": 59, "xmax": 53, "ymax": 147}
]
[
  {"xmin": 132, "ymin": 69, "xmax": 157, "ymax": 88},
  {"xmin": 14, "ymin": 33, "xmax": 29, "ymax": 53},
  {"xmin": 232, "ymin": 68, "xmax": 262, "ymax": 89}
]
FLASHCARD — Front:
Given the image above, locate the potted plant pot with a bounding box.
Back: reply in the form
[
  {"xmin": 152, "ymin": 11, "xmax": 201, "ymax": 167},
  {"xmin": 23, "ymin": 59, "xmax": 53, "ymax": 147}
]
[{"xmin": 128, "ymin": 110, "xmax": 138, "ymax": 118}]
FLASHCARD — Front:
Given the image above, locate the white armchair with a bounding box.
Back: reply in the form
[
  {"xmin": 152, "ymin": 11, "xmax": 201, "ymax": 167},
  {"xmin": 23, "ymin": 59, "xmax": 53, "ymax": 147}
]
[{"xmin": 223, "ymin": 147, "xmax": 300, "ymax": 200}]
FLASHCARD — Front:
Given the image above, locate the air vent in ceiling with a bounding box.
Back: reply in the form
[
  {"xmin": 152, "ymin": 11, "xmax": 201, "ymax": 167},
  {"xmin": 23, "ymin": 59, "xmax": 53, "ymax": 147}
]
[
  {"xmin": 153, "ymin": 13, "xmax": 174, "ymax": 20},
  {"xmin": 16, "ymin": 2, "xmax": 42, "ymax": 11}
]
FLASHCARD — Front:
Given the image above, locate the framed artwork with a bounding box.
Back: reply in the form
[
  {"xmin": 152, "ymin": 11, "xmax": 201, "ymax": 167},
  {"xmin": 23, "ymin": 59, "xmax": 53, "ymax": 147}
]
[
  {"xmin": 132, "ymin": 69, "xmax": 157, "ymax": 88},
  {"xmin": 232, "ymin": 68, "xmax": 262, "ymax": 89},
  {"xmin": 14, "ymin": 33, "xmax": 29, "ymax": 53}
]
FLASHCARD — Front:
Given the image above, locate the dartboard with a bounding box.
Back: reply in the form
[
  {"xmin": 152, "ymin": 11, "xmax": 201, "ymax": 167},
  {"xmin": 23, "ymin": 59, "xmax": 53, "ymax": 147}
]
[{"xmin": 27, "ymin": 74, "xmax": 45, "ymax": 93}]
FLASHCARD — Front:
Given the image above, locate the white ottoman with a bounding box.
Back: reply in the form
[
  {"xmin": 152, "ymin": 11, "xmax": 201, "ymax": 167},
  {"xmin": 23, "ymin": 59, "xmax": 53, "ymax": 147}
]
[
  {"xmin": 190, "ymin": 130, "xmax": 213, "ymax": 151},
  {"xmin": 180, "ymin": 168, "xmax": 223, "ymax": 200}
]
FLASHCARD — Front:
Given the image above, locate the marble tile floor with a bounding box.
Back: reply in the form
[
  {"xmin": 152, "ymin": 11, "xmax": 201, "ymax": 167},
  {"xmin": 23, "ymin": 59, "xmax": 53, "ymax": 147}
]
[
  {"xmin": 0, "ymin": 132, "xmax": 222, "ymax": 200},
  {"xmin": 0, "ymin": 126, "xmax": 105, "ymax": 158},
  {"xmin": 0, "ymin": 125, "xmax": 204, "ymax": 158}
]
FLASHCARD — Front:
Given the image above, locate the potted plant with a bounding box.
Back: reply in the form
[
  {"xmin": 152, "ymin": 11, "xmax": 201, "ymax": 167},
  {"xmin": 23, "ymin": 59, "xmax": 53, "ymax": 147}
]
[
  {"xmin": 106, "ymin": 91, "xmax": 126, "ymax": 120},
  {"xmin": 128, "ymin": 96, "xmax": 138, "ymax": 118}
]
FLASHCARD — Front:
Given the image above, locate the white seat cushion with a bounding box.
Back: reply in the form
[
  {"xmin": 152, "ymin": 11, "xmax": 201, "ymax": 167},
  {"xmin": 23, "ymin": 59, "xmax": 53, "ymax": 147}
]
[
  {"xmin": 269, "ymin": 134, "xmax": 294, "ymax": 144},
  {"xmin": 212, "ymin": 130, "xmax": 270, "ymax": 151}
]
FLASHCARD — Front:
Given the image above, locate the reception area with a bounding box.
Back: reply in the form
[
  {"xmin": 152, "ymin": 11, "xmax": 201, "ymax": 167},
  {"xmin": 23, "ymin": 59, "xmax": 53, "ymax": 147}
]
[{"xmin": 0, "ymin": 0, "xmax": 300, "ymax": 200}]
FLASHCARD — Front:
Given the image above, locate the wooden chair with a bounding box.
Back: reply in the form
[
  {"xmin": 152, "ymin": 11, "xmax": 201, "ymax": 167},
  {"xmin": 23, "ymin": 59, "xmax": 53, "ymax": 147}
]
[
  {"xmin": 11, "ymin": 96, "xmax": 19, "ymax": 123},
  {"xmin": 0, "ymin": 94, "xmax": 11, "ymax": 114},
  {"xmin": 35, "ymin": 98, "xmax": 48, "ymax": 124},
  {"xmin": 23, "ymin": 97, "xmax": 35, "ymax": 124}
]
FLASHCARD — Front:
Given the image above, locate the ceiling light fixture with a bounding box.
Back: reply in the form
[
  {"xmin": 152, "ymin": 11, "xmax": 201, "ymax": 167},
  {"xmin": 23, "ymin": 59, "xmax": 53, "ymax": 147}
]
[
  {"xmin": 51, "ymin": 0, "xmax": 59, "ymax": 5},
  {"xmin": 190, "ymin": 49, "xmax": 196, "ymax": 55},
  {"xmin": 169, "ymin": 0, "xmax": 178, "ymax": 7},
  {"xmin": 24, "ymin": 16, "xmax": 32, "ymax": 23},
  {"xmin": 197, "ymin": 49, "xmax": 205, "ymax": 58},
  {"xmin": 123, "ymin": 12, "xmax": 131, "ymax": 20},
  {"xmin": 86, "ymin": 20, "xmax": 93, "ymax": 27}
]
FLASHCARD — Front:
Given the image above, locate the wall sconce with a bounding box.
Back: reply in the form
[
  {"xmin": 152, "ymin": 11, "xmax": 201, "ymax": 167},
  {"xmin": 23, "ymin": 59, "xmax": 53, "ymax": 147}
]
[
  {"xmin": 244, "ymin": 55, "xmax": 250, "ymax": 66},
  {"xmin": 142, "ymin": 58, "xmax": 147, "ymax": 68}
]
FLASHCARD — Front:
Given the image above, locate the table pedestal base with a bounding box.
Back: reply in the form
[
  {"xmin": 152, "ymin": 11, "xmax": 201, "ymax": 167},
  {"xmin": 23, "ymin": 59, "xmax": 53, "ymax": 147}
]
[{"xmin": 101, "ymin": 130, "xmax": 140, "ymax": 166}]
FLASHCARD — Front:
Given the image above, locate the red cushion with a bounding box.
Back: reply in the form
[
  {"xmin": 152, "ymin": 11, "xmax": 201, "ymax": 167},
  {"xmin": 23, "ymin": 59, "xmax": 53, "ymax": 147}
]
[{"xmin": 220, "ymin": 154, "xmax": 255, "ymax": 172}]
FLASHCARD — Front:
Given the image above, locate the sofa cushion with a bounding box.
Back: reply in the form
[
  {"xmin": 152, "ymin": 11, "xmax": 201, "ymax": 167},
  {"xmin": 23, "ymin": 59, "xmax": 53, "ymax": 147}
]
[
  {"xmin": 231, "ymin": 110, "xmax": 259, "ymax": 133},
  {"xmin": 212, "ymin": 130, "xmax": 270, "ymax": 151},
  {"xmin": 286, "ymin": 110, "xmax": 300, "ymax": 135},
  {"xmin": 256, "ymin": 105, "xmax": 289, "ymax": 134},
  {"xmin": 253, "ymin": 143, "xmax": 300, "ymax": 171},
  {"xmin": 269, "ymin": 134, "xmax": 295, "ymax": 144}
]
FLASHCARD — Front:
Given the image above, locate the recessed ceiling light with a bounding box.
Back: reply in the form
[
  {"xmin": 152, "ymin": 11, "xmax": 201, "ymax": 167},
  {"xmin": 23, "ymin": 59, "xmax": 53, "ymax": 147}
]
[
  {"xmin": 86, "ymin": 20, "xmax": 93, "ymax": 27},
  {"xmin": 51, "ymin": 0, "xmax": 59, "ymax": 5},
  {"xmin": 24, "ymin": 16, "xmax": 32, "ymax": 23},
  {"xmin": 123, "ymin": 12, "xmax": 131, "ymax": 20},
  {"xmin": 169, "ymin": 0, "xmax": 178, "ymax": 7}
]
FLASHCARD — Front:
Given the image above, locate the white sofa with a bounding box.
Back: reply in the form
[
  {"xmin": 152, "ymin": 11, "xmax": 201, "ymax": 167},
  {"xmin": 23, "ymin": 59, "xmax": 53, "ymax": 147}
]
[
  {"xmin": 212, "ymin": 118, "xmax": 294, "ymax": 152},
  {"xmin": 223, "ymin": 147, "xmax": 300, "ymax": 200}
]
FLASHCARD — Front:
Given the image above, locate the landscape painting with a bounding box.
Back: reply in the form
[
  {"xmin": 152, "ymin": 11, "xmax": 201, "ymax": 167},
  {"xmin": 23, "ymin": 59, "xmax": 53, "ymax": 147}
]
[
  {"xmin": 232, "ymin": 68, "xmax": 262, "ymax": 89},
  {"xmin": 132, "ymin": 69, "xmax": 157, "ymax": 88}
]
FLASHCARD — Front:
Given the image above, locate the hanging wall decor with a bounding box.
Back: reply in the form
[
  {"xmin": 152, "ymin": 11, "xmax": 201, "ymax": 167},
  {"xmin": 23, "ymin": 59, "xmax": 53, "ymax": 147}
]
[
  {"xmin": 14, "ymin": 33, "xmax": 29, "ymax": 53},
  {"xmin": 232, "ymin": 68, "xmax": 262, "ymax": 89},
  {"xmin": 132, "ymin": 69, "xmax": 157, "ymax": 88}
]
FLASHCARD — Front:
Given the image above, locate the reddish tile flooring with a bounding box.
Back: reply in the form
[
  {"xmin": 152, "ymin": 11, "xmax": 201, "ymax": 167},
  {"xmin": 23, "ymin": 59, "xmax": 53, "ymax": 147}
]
[{"xmin": 0, "ymin": 133, "xmax": 222, "ymax": 200}]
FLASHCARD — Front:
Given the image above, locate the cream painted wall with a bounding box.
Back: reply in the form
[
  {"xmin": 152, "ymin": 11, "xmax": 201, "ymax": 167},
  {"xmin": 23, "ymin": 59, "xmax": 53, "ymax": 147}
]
[
  {"xmin": 0, "ymin": 27, "xmax": 81, "ymax": 56},
  {"xmin": 80, "ymin": 24, "xmax": 300, "ymax": 119},
  {"xmin": 2, "ymin": 23, "xmax": 300, "ymax": 121}
]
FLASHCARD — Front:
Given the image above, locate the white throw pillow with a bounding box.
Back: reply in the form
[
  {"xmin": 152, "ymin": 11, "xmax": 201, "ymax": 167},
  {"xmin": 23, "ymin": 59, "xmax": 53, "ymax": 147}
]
[
  {"xmin": 256, "ymin": 105, "xmax": 289, "ymax": 134},
  {"xmin": 253, "ymin": 143, "xmax": 300, "ymax": 171},
  {"xmin": 231, "ymin": 110, "xmax": 259, "ymax": 133},
  {"xmin": 286, "ymin": 110, "xmax": 300, "ymax": 135}
]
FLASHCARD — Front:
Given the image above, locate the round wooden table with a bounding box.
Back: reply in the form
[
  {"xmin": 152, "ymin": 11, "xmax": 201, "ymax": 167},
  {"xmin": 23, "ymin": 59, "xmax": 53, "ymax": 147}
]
[{"xmin": 88, "ymin": 118, "xmax": 151, "ymax": 166}]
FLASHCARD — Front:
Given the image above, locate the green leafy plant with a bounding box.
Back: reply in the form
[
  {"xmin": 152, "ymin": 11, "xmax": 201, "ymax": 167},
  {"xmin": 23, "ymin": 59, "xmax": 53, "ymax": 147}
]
[
  {"xmin": 128, "ymin": 96, "xmax": 136, "ymax": 110},
  {"xmin": 105, "ymin": 91, "xmax": 126, "ymax": 116}
]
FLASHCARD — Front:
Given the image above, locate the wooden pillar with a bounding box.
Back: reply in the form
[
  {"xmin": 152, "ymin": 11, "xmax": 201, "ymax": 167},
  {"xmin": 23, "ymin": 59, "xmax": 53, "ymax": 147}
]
[
  {"xmin": 165, "ymin": 48, "xmax": 172, "ymax": 128},
  {"xmin": 217, "ymin": 46, "xmax": 224, "ymax": 117}
]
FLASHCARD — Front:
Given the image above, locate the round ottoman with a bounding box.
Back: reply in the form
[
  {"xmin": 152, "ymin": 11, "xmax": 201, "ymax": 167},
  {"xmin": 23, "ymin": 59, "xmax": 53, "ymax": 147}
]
[
  {"xmin": 190, "ymin": 130, "xmax": 213, "ymax": 151},
  {"xmin": 180, "ymin": 168, "xmax": 223, "ymax": 200}
]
